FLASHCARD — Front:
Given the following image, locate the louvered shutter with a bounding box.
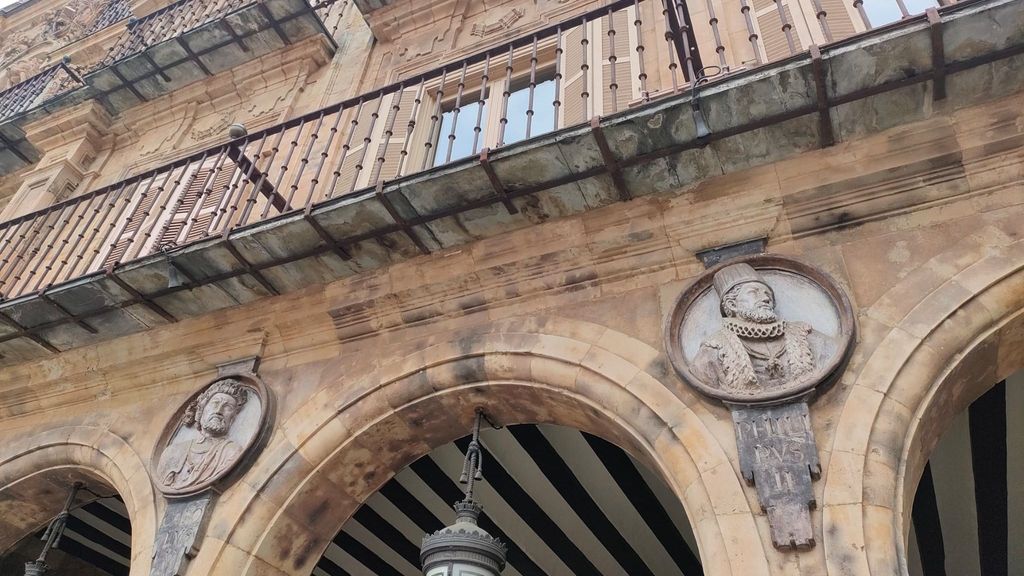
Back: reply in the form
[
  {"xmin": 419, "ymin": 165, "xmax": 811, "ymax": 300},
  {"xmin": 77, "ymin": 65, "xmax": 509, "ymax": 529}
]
[
  {"xmin": 370, "ymin": 86, "xmax": 420, "ymax": 184},
  {"xmin": 334, "ymin": 101, "xmax": 380, "ymax": 195},
  {"xmin": 99, "ymin": 178, "xmax": 162, "ymax": 269},
  {"xmin": 598, "ymin": 6, "xmax": 639, "ymax": 115},
  {"xmin": 158, "ymin": 163, "xmax": 235, "ymax": 247},
  {"xmin": 752, "ymin": 0, "xmax": 800, "ymax": 63},
  {"xmin": 559, "ymin": 21, "xmax": 596, "ymax": 127},
  {"xmin": 816, "ymin": 0, "xmax": 858, "ymax": 41}
]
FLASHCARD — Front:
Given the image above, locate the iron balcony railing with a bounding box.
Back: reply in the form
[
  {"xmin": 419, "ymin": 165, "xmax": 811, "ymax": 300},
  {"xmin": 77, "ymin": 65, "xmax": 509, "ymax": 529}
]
[
  {"xmin": 99, "ymin": 0, "xmax": 345, "ymax": 68},
  {"xmin": 0, "ymin": 62, "xmax": 84, "ymax": 125},
  {"xmin": 0, "ymin": 0, "xmax": 967, "ymax": 301}
]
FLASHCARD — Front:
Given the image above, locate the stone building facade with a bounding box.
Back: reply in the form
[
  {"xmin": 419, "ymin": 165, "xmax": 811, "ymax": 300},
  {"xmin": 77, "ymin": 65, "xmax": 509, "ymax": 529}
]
[{"xmin": 0, "ymin": 0, "xmax": 1021, "ymax": 574}]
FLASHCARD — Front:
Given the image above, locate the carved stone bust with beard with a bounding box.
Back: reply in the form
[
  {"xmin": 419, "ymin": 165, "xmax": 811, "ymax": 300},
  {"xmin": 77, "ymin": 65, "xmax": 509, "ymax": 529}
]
[
  {"xmin": 693, "ymin": 263, "xmax": 833, "ymax": 396},
  {"xmin": 158, "ymin": 380, "xmax": 248, "ymax": 492}
]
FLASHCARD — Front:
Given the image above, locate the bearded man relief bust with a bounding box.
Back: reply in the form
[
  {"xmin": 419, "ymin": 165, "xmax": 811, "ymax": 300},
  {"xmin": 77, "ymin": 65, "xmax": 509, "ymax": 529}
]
[
  {"xmin": 691, "ymin": 263, "xmax": 835, "ymax": 396},
  {"xmin": 157, "ymin": 379, "xmax": 252, "ymax": 494}
]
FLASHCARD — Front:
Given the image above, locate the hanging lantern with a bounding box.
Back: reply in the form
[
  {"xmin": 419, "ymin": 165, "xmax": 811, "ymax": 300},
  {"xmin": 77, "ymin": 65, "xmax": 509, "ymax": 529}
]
[
  {"xmin": 25, "ymin": 482, "xmax": 83, "ymax": 576},
  {"xmin": 420, "ymin": 411, "xmax": 507, "ymax": 576}
]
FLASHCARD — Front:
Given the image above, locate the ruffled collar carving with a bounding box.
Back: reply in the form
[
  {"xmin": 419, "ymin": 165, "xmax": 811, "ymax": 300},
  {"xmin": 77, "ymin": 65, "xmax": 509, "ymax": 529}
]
[{"xmin": 723, "ymin": 318, "xmax": 784, "ymax": 339}]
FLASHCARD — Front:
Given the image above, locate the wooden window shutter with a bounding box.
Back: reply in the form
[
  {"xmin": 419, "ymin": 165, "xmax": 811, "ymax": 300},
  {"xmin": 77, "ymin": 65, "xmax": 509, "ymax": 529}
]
[
  {"xmin": 559, "ymin": 21, "xmax": 597, "ymax": 127},
  {"xmin": 99, "ymin": 179, "xmax": 162, "ymax": 269},
  {"xmin": 370, "ymin": 86, "xmax": 420, "ymax": 184},
  {"xmin": 599, "ymin": 7, "xmax": 640, "ymax": 115},
  {"xmin": 752, "ymin": 0, "xmax": 800, "ymax": 63},
  {"xmin": 158, "ymin": 163, "xmax": 235, "ymax": 247},
  {"xmin": 335, "ymin": 101, "xmax": 379, "ymax": 195},
  {"xmin": 817, "ymin": 0, "xmax": 858, "ymax": 41}
]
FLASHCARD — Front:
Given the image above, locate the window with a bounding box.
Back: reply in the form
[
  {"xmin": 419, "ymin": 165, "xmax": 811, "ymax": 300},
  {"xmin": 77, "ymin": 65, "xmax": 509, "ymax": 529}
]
[
  {"xmin": 432, "ymin": 74, "xmax": 557, "ymax": 167},
  {"xmin": 861, "ymin": 0, "xmax": 939, "ymax": 27}
]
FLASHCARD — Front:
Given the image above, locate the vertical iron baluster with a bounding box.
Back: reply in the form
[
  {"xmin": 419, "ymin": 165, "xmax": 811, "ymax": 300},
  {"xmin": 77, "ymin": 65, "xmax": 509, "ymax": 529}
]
[
  {"xmin": 397, "ymin": 78, "xmax": 426, "ymax": 177},
  {"xmin": 809, "ymin": 0, "xmax": 834, "ymax": 42},
  {"xmin": 349, "ymin": 95, "xmax": 384, "ymax": 193},
  {"xmin": 92, "ymin": 178, "xmax": 142, "ymax": 272},
  {"xmin": 607, "ymin": 8, "xmax": 619, "ymax": 113},
  {"xmin": 181, "ymin": 147, "xmax": 229, "ymax": 240},
  {"xmin": 662, "ymin": 2, "xmax": 681, "ymax": 91},
  {"xmin": 374, "ymin": 85, "xmax": 404, "ymax": 185},
  {"xmin": 267, "ymin": 119, "xmax": 308, "ymax": 214},
  {"xmin": 21, "ymin": 203, "xmax": 77, "ymax": 294},
  {"xmin": 34, "ymin": 200, "xmax": 85, "ymax": 292},
  {"xmin": 473, "ymin": 55, "xmax": 490, "ymax": 154},
  {"xmin": 673, "ymin": 0, "xmax": 698, "ymax": 80},
  {"xmin": 0, "ymin": 221, "xmax": 23, "ymax": 288},
  {"xmin": 706, "ymin": 0, "xmax": 729, "ymax": 67},
  {"xmin": 853, "ymin": 0, "xmax": 872, "ymax": 29},
  {"xmin": 0, "ymin": 219, "xmax": 33, "ymax": 292},
  {"xmin": 223, "ymin": 136, "xmax": 267, "ymax": 231},
  {"xmin": 305, "ymin": 108, "xmax": 345, "ymax": 206},
  {"xmin": 253, "ymin": 129, "xmax": 286, "ymax": 220},
  {"xmin": 773, "ymin": 0, "xmax": 798, "ymax": 56},
  {"xmin": 526, "ymin": 36, "xmax": 539, "ymax": 138},
  {"xmin": 59, "ymin": 189, "xmax": 109, "ymax": 280},
  {"xmin": 108, "ymin": 173, "xmax": 157, "ymax": 266},
  {"xmin": 156, "ymin": 154, "xmax": 206, "ymax": 246},
  {"xmin": 326, "ymin": 98, "xmax": 364, "ymax": 199},
  {"xmin": 3, "ymin": 210, "xmax": 57, "ymax": 295},
  {"xmin": 581, "ymin": 20, "xmax": 590, "ymax": 120},
  {"xmin": 287, "ymin": 113, "xmax": 324, "ymax": 207},
  {"xmin": 445, "ymin": 63, "xmax": 469, "ymax": 163},
  {"xmin": 71, "ymin": 183, "xmax": 127, "ymax": 278},
  {"xmin": 634, "ymin": 0, "xmax": 650, "ymax": 101},
  {"xmin": 497, "ymin": 44, "xmax": 515, "ymax": 147},
  {"xmin": 739, "ymin": 0, "xmax": 765, "ymax": 65},
  {"xmin": 131, "ymin": 162, "xmax": 187, "ymax": 260},
  {"xmin": 553, "ymin": 26, "xmax": 563, "ymax": 130},
  {"xmin": 422, "ymin": 68, "xmax": 448, "ymax": 170},
  {"xmin": 209, "ymin": 147, "xmax": 247, "ymax": 235}
]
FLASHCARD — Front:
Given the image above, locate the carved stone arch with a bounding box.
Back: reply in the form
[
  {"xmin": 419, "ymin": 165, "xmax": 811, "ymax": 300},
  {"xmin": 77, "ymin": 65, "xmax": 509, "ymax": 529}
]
[
  {"xmin": 0, "ymin": 425, "xmax": 159, "ymax": 575},
  {"xmin": 820, "ymin": 236, "xmax": 1024, "ymax": 575},
  {"xmin": 199, "ymin": 318, "xmax": 771, "ymax": 576}
]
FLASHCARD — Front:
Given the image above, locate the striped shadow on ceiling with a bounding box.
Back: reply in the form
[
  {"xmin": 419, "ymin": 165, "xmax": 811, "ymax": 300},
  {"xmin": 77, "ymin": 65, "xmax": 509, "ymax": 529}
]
[
  {"xmin": 314, "ymin": 423, "xmax": 704, "ymax": 576},
  {"xmin": 907, "ymin": 369, "xmax": 1024, "ymax": 576}
]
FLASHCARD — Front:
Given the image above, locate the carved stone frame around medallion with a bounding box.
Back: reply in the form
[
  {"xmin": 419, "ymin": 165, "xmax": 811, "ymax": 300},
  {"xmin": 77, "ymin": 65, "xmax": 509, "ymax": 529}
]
[
  {"xmin": 665, "ymin": 253, "xmax": 857, "ymax": 406},
  {"xmin": 151, "ymin": 371, "xmax": 273, "ymax": 499}
]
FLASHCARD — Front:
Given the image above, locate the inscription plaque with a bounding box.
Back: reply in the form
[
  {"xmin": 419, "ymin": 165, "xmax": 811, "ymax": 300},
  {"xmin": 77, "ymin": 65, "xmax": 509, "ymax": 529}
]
[{"xmin": 666, "ymin": 254, "xmax": 854, "ymax": 550}]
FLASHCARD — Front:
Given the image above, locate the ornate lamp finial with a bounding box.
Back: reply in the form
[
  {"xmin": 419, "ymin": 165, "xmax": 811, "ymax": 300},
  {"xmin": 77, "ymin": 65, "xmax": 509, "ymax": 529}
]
[{"xmin": 420, "ymin": 410, "xmax": 507, "ymax": 576}]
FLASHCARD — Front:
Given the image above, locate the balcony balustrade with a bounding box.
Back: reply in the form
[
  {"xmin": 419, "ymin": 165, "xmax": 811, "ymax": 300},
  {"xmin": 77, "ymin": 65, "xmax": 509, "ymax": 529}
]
[
  {"xmin": 0, "ymin": 62, "xmax": 87, "ymax": 173},
  {"xmin": 84, "ymin": 0, "xmax": 338, "ymax": 113},
  {"xmin": 0, "ymin": 0, "xmax": 992, "ymax": 359}
]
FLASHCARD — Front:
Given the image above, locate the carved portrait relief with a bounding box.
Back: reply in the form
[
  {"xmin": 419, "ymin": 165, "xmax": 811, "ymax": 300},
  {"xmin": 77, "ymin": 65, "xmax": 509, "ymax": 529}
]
[
  {"xmin": 665, "ymin": 254, "xmax": 855, "ymax": 549},
  {"xmin": 667, "ymin": 255, "xmax": 854, "ymax": 404},
  {"xmin": 153, "ymin": 375, "xmax": 269, "ymax": 497}
]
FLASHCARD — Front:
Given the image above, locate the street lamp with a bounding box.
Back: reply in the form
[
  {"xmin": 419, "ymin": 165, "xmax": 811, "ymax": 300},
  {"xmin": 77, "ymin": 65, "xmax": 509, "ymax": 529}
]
[
  {"xmin": 24, "ymin": 482, "xmax": 82, "ymax": 576},
  {"xmin": 420, "ymin": 410, "xmax": 507, "ymax": 576}
]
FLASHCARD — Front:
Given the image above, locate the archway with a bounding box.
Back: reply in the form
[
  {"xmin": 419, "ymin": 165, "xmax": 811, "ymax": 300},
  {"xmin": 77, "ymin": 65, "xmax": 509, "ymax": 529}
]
[
  {"xmin": 204, "ymin": 320, "xmax": 768, "ymax": 576},
  {"xmin": 311, "ymin": 422, "xmax": 704, "ymax": 576},
  {"xmin": 0, "ymin": 427, "xmax": 159, "ymax": 575}
]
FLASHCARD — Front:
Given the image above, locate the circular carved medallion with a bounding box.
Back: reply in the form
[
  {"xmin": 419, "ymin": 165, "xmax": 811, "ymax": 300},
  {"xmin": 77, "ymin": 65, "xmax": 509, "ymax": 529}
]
[
  {"xmin": 665, "ymin": 254, "xmax": 855, "ymax": 405},
  {"xmin": 153, "ymin": 375, "xmax": 270, "ymax": 497}
]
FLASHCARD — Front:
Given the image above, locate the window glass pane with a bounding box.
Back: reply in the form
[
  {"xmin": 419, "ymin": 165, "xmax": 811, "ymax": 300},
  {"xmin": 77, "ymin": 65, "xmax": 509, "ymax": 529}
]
[
  {"xmin": 863, "ymin": 0, "xmax": 938, "ymax": 27},
  {"xmin": 500, "ymin": 78, "xmax": 556, "ymax": 146},
  {"xmin": 434, "ymin": 100, "xmax": 486, "ymax": 166}
]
